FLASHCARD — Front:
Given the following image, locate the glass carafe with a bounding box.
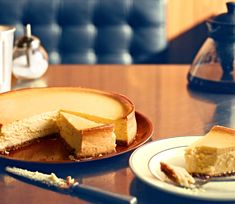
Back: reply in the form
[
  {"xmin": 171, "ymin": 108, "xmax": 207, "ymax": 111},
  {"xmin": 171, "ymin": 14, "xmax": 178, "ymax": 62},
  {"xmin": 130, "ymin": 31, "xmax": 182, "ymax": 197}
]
[{"xmin": 188, "ymin": 2, "xmax": 235, "ymax": 93}]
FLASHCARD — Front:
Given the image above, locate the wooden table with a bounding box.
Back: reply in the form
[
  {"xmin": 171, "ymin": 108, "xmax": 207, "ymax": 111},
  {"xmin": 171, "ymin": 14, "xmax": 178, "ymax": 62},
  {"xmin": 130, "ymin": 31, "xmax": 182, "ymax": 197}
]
[{"xmin": 1, "ymin": 64, "xmax": 234, "ymax": 204}]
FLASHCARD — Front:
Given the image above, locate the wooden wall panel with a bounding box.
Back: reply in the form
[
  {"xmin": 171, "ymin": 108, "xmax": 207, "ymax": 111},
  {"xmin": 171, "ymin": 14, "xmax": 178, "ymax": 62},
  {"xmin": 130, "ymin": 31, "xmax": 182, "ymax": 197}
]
[{"xmin": 167, "ymin": 0, "xmax": 229, "ymax": 40}]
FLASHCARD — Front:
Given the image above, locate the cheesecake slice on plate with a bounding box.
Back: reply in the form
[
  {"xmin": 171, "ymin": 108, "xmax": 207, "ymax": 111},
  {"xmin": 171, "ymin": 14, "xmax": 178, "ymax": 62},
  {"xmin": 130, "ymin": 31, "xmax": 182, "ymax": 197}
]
[{"xmin": 185, "ymin": 125, "xmax": 235, "ymax": 176}]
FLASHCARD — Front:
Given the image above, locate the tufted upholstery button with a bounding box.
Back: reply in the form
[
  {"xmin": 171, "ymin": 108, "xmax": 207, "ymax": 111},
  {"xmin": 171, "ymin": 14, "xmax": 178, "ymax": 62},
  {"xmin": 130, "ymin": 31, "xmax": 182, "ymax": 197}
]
[
  {"xmin": 131, "ymin": 26, "xmax": 167, "ymax": 63},
  {"xmin": 32, "ymin": 24, "xmax": 61, "ymax": 53},
  {"xmin": 49, "ymin": 51, "xmax": 61, "ymax": 64},
  {"xmin": 62, "ymin": 50, "xmax": 97, "ymax": 64},
  {"xmin": 60, "ymin": 24, "xmax": 96, "ymax": 53},
  {"xmin": 129, "ymin": 0, "xmax": 166, "ymax": 26},
  {"xmin": 0, "ymin": 0, "xmax": 167, "ymax": 64},
  {"xmin": 98, "ymin": 52, "xmax": 132, "ymax": 64},
  {"xmin": 95, "ymin": 24, "xmax": 132, "ymax": 53},
  {"xmin": 14, "ymin": 23, "xmax": 24, "ymax": 37}
]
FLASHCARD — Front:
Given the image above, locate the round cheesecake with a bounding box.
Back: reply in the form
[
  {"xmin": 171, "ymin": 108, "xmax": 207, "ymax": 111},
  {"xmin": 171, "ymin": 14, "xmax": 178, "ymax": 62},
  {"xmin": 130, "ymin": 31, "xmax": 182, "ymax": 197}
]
[{"xmin": 0, "ymin": 87, "xmax": 137, "ymax": 153}]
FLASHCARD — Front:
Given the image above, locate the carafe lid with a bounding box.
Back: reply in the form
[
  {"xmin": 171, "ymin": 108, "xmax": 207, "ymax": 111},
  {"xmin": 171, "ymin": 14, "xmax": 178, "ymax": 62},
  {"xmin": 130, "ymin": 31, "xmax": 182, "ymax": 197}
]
[
  {"xmin": 210, "ymin": 2, "xmax": 235, "ymax": 25},
  {"xmin": 207, "ymin": 2, "xmax": 235, "ymax": 41}
]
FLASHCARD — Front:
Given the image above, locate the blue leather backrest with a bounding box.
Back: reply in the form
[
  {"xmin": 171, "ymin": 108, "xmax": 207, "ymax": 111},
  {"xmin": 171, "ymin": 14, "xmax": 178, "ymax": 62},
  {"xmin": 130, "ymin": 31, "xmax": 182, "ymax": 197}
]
[{"xmin": 0, "ymin": 0, "xmax": 167, "ymax": 64}]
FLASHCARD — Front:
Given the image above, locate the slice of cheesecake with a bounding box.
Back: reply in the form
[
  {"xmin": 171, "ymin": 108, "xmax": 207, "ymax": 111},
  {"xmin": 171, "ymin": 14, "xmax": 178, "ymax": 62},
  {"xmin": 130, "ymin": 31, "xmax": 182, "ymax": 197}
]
[
  {"xmin": 185, "ymin": 125, "xmax": 235, "ymax": 176},
  {"xmin": 0, "ymin": 87, "xmax": 137, "ymax": 145},
  {"xmin": 60, "ymin": 109, "xmax": 137, "ymax": 145},
  {"xmin": 0, "ymin": 111, "xmax": 59, "ymax": 152},
  {"xmin": 57, "ymin": 111, "xmax": 116, "ymax": 157}
]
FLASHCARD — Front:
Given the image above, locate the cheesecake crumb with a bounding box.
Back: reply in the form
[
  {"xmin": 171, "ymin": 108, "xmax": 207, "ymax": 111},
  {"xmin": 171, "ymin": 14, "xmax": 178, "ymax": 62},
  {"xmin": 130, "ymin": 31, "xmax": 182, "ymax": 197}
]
[
  {"xmin": 4, "ymin": 150, "xmax": 9, "ymax": 155},
  {"xmin": 66, "ymin": 176, "xmax": 75, "ymax": 186},
  {"xmin": 68, "ymin": 154, "xmax": 80, "ymax": 161},
  {"xmin": 69, "ymin": 155, "xmax": 76, "ymax": 160},
  {"xmin": 49, "ymin": 173, "xmax": 59, "ymax": 183},
  {"xmin": 160, "ymin": 161, "xmax": 195, "ymax": 188}
]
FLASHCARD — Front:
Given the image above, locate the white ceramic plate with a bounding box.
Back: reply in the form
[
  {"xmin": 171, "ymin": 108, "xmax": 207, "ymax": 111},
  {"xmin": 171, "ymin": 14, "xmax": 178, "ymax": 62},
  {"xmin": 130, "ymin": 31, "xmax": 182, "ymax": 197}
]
[{"xmin": 129, "ymin": 136, "xmax": 235, "ymax": 202}]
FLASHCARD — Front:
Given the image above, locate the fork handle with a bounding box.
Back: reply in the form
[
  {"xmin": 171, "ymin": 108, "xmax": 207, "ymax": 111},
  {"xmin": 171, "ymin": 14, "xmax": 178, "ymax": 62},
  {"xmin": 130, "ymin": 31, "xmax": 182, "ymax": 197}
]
[{"xmin": 70, "ymin": 183, "xmax": 137, "ymax": 204}]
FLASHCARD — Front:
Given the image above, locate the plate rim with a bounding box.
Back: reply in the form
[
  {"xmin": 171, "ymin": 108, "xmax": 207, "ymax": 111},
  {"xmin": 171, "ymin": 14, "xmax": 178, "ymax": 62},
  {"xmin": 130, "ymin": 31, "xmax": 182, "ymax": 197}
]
[
  {"xmin": 0, "ymin": 111, "xmax": 153, "ymax": 166},
  {"xmin": 129, "ymin": 135, "xmax": 235, "ymax": 202}
]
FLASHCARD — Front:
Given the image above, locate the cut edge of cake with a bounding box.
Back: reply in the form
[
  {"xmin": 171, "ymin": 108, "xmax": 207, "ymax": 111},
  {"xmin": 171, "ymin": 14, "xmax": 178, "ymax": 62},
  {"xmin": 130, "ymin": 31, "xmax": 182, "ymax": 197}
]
[
  {"xmin": 57, "ymin": 111, "xmax": 116, "ymax": 158},
  {"xmin": 0, "ymin": 109, "xmax": 121, "ymax": 158},
  {"xmin": 60, "ymin": 109, "xmax": 137, "ymax": 145},
  {"xmin": 0, "ymin": 111, "xmax": 60, "ymax": 153},
  {"xmin": 0, "ymin": 87, "xmax": 137, "ymax": 146}
]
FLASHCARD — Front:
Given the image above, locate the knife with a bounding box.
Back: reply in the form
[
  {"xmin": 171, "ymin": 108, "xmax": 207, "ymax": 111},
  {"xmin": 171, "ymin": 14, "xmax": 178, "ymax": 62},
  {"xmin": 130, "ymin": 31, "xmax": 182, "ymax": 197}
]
[{"xmin": 5, "ymin": 166, "xmax": 137, "ymax": 204}]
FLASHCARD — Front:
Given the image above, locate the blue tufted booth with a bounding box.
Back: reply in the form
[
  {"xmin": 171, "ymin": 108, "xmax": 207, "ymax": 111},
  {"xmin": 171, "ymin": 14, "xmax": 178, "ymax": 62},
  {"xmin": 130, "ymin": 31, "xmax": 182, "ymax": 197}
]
[{"xmin": 0, "ymin": 0, "xmax": 167, "ymax": 64}]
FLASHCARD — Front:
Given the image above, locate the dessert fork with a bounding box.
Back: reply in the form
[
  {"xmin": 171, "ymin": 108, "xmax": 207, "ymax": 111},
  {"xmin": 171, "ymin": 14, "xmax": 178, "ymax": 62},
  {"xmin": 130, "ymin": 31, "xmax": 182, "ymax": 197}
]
[
  {"xmin": 159, "ymin": 161, "xmax": 235, "ymax": 189},
  {"xmin": 193, "ymin": 175, "xmax": 235, "ymax": 188}
]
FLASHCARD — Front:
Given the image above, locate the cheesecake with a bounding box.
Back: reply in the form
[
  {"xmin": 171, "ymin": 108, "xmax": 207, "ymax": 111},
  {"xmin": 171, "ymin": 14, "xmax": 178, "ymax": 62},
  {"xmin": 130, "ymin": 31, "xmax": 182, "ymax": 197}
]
[
  {"xmin": 0, "ymin": 110, "xmax": 116, "ymax": 158},
  {"xmin": 57, "ymin": 111, "xmax": 116, "ymax": 157},
  {"xmin": 0, "ymin": 87, "xmax": 137, "ymax": 145},
  {"xmin": 185, "ymin": 125, "xmax": 235, "ymax": 176},
  {"xmin": 0, "ymin": 111, "xmax": 59, "ymax": 152}
]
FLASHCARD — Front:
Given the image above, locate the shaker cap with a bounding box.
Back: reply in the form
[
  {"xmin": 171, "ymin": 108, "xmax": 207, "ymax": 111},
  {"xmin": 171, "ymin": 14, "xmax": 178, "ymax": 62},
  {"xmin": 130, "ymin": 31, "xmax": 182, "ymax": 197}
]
[{"xmin": 15, "ymin": 24, "xmax": 40, "ymax": 49}]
